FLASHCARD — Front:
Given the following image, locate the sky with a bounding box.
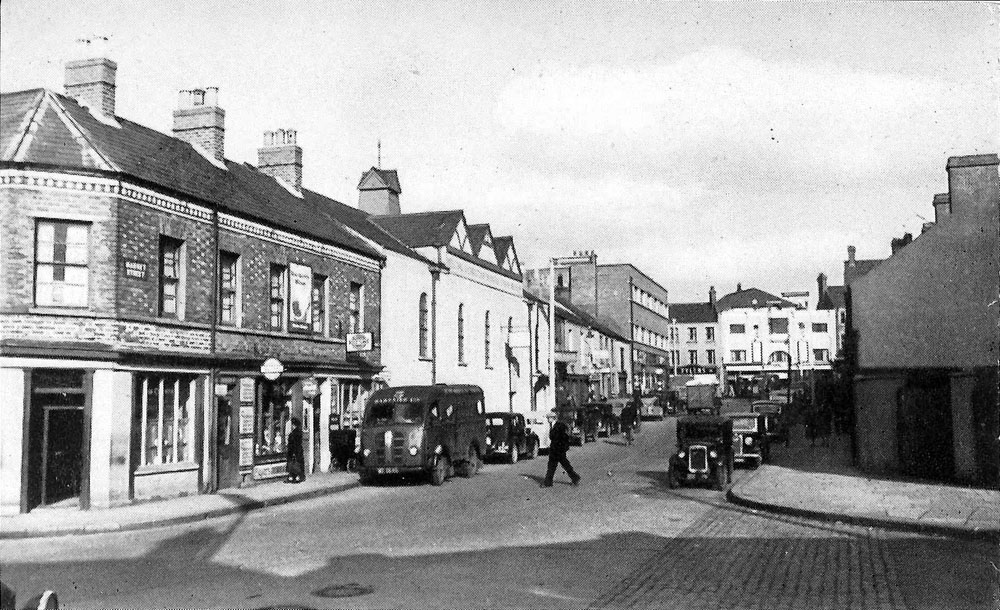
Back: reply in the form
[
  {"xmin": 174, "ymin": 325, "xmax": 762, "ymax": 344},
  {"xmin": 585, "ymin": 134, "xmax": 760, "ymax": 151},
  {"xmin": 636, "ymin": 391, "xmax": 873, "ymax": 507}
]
[{"xmin": 2, "ymin": 1, "xmax": 997, "ymax": 302}]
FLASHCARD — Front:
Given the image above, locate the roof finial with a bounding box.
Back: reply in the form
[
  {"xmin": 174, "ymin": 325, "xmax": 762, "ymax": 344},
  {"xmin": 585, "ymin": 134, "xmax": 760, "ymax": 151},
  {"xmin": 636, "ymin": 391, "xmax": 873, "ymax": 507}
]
[{"xmin": 377, "ymin": 138, "xmax": 381, "ymax": 169}]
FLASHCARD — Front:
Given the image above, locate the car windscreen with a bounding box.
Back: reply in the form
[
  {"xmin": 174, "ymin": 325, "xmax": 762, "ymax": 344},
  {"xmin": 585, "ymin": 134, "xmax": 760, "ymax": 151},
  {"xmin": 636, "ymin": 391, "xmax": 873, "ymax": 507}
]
[
  {"xmin": 365, "ymin": 402, "xmax": 424, "ymax": 425},
  {"xmin": 731, "ymin": 417, "xmax": 757, "ymax": 432},
  {"xmin": 680, "ymin": 423, "xmax": 723, "ymax": 439},
  {"xmin": 486, "ymin": 417, "xmax": 507, "ymax": 427}
]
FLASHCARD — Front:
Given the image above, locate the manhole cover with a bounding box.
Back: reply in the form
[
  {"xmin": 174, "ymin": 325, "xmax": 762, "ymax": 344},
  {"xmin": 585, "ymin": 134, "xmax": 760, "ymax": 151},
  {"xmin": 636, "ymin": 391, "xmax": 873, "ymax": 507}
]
[{"xmin": 312, "ymin": 583, "xmax": 375, "ymax": 598}]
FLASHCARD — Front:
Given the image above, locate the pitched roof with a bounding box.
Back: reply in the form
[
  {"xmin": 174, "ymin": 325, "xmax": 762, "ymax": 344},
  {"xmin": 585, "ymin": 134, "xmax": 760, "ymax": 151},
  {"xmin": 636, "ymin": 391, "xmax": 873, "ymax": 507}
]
[
  {"xmin": 817, "ymin": 285, "xmax": 846, "ymax": 310},
  {"xmin": 715, "ymin": 287, "xmax": 797, "ymax": 311},
  {"xmin": 357, "ymin": 167, "xmax": 401, "ymax": 193},
  {"xmin": 670, "ymin": 302, "xmax": 718, "ymax": 323},
  {"xmin": 467, "ymin": 223, "xmax": 490, "ymax": 255},
  {"xmin": 522, "ymin": 287, "xmax": 628, "ymax": 343},
  {"xmin": 844, "ymin": 259, "xmax": 883, "ymax": 286},
  {"xmin": 1, "ymin": 89, "xmax": 384, "ymax": 262},
  {"xmin": 370, "ymin": 210, "xmax": 465, "ymax": 248}
]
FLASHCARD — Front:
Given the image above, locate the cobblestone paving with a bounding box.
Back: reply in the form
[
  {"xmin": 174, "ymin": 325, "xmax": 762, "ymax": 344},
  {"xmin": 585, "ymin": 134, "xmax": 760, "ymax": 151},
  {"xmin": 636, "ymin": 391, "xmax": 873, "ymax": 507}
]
[{"xmin": 590, "ymin": 502, "xmax": 987, "ymax": 610}]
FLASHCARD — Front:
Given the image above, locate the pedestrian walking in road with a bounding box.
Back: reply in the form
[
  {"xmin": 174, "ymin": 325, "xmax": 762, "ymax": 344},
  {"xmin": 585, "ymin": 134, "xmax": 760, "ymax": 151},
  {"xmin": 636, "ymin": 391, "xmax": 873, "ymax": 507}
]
[
  {"xmin": 621, "ymin": 404, "xmax": 637, "ymax": 446},
  {"xmin": 286, "ymin": 417, "xmax": 305, "ymax": 483},
  {"xmin": 543, "ymin": 420, "xmax": 580, "ymax": 487}
]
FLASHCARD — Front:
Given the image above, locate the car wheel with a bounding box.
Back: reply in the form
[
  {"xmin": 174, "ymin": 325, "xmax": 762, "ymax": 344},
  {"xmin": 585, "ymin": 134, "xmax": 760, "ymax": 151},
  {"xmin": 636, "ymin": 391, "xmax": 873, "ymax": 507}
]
[
  {"xmin": 358, "ymin": 470, "xmax": 376, "ymax": 486},
  {"xmin": 430, "ymin": 455, "xmax": 448, "ymax": 486},
  {"xmin": 508, "ymin": 444, "xmax": 519, "ymax": 464},
  {"xmin": 713, "ymin": 466, "xmax": 726, "ymax": 491},
  {"xmin": 667, "ymin": 466, "xmax": 679, "ymax": 489}
]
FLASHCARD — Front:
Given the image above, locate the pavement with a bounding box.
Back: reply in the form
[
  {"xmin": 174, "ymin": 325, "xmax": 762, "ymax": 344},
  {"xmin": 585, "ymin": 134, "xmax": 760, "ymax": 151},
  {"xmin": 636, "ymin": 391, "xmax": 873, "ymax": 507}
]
[
  {"xmin": 727, "ymin": 425, "xmax": 1000, "ymax": 542},
  {"xmin": 0, "ymin": 471, "xmax": 359, "ymax": 539},
  {"xmin": 3, "ymin": 423, "xmax": 997, "ymax": 543}
]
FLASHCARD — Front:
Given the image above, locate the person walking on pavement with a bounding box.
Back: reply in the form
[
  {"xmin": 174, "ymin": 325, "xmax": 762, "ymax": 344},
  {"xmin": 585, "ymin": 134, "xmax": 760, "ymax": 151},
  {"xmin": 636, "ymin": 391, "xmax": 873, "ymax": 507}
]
[
  {"xmin": 285, "ymin": 417, "xmax": 305, "ymax": 483},
  {"xmin": 543, "ymin": 420, "xmax": 580, "ymax": 487}
]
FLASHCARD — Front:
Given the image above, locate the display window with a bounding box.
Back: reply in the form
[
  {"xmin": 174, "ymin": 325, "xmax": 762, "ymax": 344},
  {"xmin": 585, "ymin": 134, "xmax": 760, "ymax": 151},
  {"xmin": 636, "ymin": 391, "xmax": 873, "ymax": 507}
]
[{"xmin": 257, "ymin": 380, "xmax": 293, "ymax": 458}]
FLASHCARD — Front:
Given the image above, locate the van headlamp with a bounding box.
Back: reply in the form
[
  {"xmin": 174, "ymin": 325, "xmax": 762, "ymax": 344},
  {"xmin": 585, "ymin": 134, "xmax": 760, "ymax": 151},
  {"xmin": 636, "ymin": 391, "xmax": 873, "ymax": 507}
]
[
  {"xmin": 709, "ymin": 450, "xmax": 718, "ymax": 459},
  {"xmin": 678, "ymin": 451, "xmax": 686, "ymax": 459},
  {"xmin": 434, "ymin": 444, "xmax": 443, "ymax": 455},
  {"xmin": 744, "ymin": 436, "xmax": 753, "ymax": 446},
  {"xmin": 409, "ymin": 446, "xmax": 418, "ymax": 456},
  {"xmin": 362, "ymin": 448, "xmax": 371, "ymax": 457}
]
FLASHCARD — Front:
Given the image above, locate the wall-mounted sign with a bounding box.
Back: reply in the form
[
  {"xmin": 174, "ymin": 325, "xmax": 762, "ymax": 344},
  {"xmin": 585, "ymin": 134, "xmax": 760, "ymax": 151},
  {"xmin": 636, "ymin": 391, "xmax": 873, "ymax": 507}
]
[
  {"xmin": 239, "ymin": 405, "xmax": 255, "ymax": 435},
  {"xmin": 123, "ymin": 259, "xmax": 147, "ymax": 279},
  {"xmin": 239, "ymin": 377, "xmax": 256, "ymax": 402},
  {"xmin": 346, "ymin": 332, "xmax": 373, "ymax": 353},
  {"xmin": 239, "ymin": 438, "xmax": 254, "ymax": 466},
  {"xmin": 288, "ymin": 262, "xmax": 312, "ymax": 332},
  {"xmin": 214, "ymin": 383, "xmax": 230, "ymax": 398},
  {"xmin": 260, "ymin": 358, "xmax": 284, "ymax": 381}
]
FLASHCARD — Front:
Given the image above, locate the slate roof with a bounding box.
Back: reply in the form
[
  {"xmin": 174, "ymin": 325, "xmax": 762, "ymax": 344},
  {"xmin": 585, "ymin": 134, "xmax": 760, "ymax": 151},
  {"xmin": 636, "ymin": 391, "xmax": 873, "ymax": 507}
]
[
  {"xmin": 467, "ymin": 223, "xmax": 490, "ymax": 255},
  {"xmin": 670, "ymin": 302, "xmax": 718, "ymax": 323},
  {"xmin": 522, "ymin": 288, "xmax": 629, "ymax": 343},
  {"xmin": 370, "ymin": 210, "xmax": 465, "ymax": 248},
  {"xmin": 494, "ymin": 236, "xmax": 514, "ymax": 265},
  {"xmin": 844, "ymin": 259, "xmax": 883, "ymax": 287},
  {"xmin": 715, "ymin": 287, "xmax": 797, "ymax": 311},
  {"xmin": 358, "ymin": 167, "xmax": 401, "ymax": 193},
  {"xmin": 818, "ymin": 286, "xmax": 846, "ymax": 310},
  {"xmin": 1, "ymin": 89, "xmax": 385, "ymax": 262}
]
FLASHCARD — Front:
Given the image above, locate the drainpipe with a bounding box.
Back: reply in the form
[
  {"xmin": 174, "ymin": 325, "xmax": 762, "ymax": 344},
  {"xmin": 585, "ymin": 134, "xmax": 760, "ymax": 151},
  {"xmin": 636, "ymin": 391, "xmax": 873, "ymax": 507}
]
[
  {"xmin": 431, "ymin": 255, "xmax": 441, "ymax": 384},
  {"xmin": 208, "ymin": 202, "xmax": 220, "ymax": 492}
]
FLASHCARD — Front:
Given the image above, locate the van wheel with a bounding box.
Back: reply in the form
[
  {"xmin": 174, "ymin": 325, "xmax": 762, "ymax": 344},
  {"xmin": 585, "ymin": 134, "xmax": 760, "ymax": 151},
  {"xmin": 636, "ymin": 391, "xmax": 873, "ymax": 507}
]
[
  {"xmin": 461, "ymin": 445, "xmax": 481, "ymax": 478},
  {"xmin": 430, "ymin": 456, "xmax": 449, "ymax": 486},
  {"xmin": 508, "ymin": 445, "xmax": 519, "ymax": 464},
  {"xmin": 667, "ymin": 466, "xmax": 679, "ymax": 489}
]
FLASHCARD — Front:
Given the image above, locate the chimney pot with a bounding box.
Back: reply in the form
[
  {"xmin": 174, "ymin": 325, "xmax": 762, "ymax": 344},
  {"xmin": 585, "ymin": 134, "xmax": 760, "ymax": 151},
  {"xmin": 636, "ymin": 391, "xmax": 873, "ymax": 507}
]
[
  {"xmin": 173, "ymin": 87, "xmax": 225, "ymax": 161},
  {"xmin": 848, "ymin": 245, "xmax": 856, "ymax": 264},
  {"xmin": 258, "ymin": 128, "xmax": 303, "ymax": 190}
]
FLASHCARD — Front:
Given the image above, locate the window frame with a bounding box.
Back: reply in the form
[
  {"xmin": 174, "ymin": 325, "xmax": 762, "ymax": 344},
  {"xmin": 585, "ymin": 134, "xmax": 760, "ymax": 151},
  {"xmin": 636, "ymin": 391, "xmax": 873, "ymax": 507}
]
[
  {"xmin": 705, "ymin": 327, "xmax": 715, "ymax": 342},
  {"xmin": 768, "ymin": 317, "xmax": 789, "ymax": 335},
  {"xmin": 269, "ymin": 263, "xmax": 287, "ymax": 331},
  {"xmin": 34, "ymin": 219, "xmax": 90, "ymax": 308},
  {"xmin": 159, "ymin": 235, "xmax": 185, "ymax": 318},
  {"xmin": 218, "ymin": 251, "xmax": 240, "ymax": 326},
  {"xmin": 811, "ymin": 322, "xmax": 828, "ymax": 333},
  {"xmin": 312, "ymin": 274, "xmax": 327, "ymax": 335},
  {"xmin": 136, "ymin": 374, "xmax": 196, "ymax": 467},
  {"xmin": 349, "ymin": 281, "xmax": 363, "ymax": 334},
  {"xmin": 729, "ymin": 324, "xmax": 745, "ymax": 334},
  {"xmin": 689, "ymin": 350, "xmax": 698, "ymax": 365}
]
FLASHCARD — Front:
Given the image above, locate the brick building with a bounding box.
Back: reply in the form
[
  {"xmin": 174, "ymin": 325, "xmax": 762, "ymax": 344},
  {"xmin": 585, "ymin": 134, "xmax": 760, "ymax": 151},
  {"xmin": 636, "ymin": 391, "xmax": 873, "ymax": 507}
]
[
  {"xmin": 849, "ymin": 154, "xmax": 999, "ymax": 486},
  {"xmin": 666, "ymin": 287, "xmax": 720, "ymax": 376},
  {"xmin": 0, "ymin": 58, "xmax": 385, "ymax": 513}
]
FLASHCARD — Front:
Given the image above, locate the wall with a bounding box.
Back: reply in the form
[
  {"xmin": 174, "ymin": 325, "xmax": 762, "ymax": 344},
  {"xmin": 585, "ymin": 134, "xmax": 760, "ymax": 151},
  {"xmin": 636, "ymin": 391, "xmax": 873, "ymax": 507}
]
[
  {"xmin": 378, "ymin": 251, "xmax": 434, "ymax": 387},
  {"xmin": 853, "ymin": 374, "xmax": 903, "ymax": 473}
]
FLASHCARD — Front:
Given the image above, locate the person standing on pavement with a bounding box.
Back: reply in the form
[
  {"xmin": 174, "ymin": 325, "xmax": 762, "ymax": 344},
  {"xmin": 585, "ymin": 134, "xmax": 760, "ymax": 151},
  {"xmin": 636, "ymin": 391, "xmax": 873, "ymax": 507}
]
[
  {"xmin": 543, "ymin": 420, "xmax": 580, "ymax": 487},
  {"xmin": 286, "ymin": 417, "xmax": 305, "ymax": 483},
  {"xmin": 621, "ymin": 404, "xmax": 636, "ymax": 445}
]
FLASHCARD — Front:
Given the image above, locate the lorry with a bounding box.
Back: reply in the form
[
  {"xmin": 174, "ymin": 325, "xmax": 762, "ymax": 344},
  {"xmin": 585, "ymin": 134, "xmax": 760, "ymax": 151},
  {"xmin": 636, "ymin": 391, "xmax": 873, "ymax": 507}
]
[{"xmin": 684, "ymin": 376, "xmax": 721, "ymax": 416}]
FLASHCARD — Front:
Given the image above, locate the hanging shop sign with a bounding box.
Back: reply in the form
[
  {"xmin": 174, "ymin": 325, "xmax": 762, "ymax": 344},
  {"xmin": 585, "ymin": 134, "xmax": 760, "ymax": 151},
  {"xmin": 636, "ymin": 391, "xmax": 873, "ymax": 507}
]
[
  {"xmin": 301, "ymin": 376, "xmax": 320, "ymax": 400},
  {"xmin": 346, "ymin": 332, "xmax": 373, "ymax": 353},
  {"xmin": 288, "ymin": 262, "xmax": 313, "ymax": 332},
  {"xmin": 261, "ymin": 358, "xmax": 284, "ymax": 381}
]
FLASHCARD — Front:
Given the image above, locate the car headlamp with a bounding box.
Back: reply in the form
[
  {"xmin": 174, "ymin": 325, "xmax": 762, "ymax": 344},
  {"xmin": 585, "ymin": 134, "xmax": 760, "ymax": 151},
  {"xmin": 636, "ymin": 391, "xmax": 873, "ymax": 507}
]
[
  {"xmin": 678, "ymin": 451, "xmax": 686, "ymax": 459},
  {"xmin": 744, "ymin": 436, "xmax": 753, "ymax": 446},
  {"xmin": 709, "ymin": 450, "xmax": 718, "ymax": 459},
  {"xmin": 362, "ymin": 448, "xmax": 371, "ymax": 457},
  {"xmin": 408, "ymin": 446, "xmax": 418, "ymax": 456},
  {"xmin": 486, "ymin": 436, "xmax": 492, "ymax": 446},
  {"xmin": 434, "ymin": 444, "xmax": 443, "ymax": 455}
]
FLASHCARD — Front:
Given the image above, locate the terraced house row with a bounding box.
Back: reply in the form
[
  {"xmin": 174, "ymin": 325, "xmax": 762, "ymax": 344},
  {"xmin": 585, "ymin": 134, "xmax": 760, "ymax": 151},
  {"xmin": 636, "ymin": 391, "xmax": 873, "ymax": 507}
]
[{"xmin": 0, "ymin": 57, "xmax": 551, "ymax": 514}]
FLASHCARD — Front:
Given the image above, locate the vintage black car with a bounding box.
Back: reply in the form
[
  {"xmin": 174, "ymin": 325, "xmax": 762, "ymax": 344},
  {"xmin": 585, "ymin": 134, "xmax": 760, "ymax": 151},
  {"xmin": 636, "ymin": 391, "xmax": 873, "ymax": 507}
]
[
  {"xmin": 729, "ymin": 412, "xmax": 769, "ymax": 468},
  {"xmin": 667, "ymin": 415, "xmax": 733, "ymax": 490},
  {"xmin": 484, "ymin": 412, "xmax": 539, "ymax": 463},
  {"xmin": 585, "ymin": 402, "xmax": 620, "ymax": 438},
  {"xmin": 751, "ymin": 400, "xmax": 789, "ymax": 447}
]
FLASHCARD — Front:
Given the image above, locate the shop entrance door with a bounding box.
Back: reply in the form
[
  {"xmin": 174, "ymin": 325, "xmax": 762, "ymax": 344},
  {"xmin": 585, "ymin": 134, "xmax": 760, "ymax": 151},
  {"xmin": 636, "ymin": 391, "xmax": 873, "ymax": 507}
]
[
  {"xmin": 215, "ymin": 387, "xmax": 240, "ymax": 490},
  {"xmin": 41, "ymin": 406, "xmax": 84, "ymax": 505}
]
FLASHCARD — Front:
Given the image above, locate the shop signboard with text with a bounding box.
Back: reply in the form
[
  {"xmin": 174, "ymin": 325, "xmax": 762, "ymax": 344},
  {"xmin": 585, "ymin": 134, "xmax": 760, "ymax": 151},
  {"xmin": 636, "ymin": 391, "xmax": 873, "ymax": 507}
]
[{"xmin": 288, "ymin": 262, "xmax": 312, "ymax": 332}]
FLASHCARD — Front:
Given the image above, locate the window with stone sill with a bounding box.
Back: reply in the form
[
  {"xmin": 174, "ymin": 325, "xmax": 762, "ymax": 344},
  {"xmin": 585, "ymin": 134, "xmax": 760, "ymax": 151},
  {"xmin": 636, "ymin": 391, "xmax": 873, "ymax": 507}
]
[
  {"xmin": 159, "ymin": 236, "xmax": 184, "ymax": 318},
  {"xmin": 35, "ymin": 220, "xmax": 90, "ymax": 307},
  {"xmin": 135, "ymin": 375, "xmax": 196, "ymax": 466}
]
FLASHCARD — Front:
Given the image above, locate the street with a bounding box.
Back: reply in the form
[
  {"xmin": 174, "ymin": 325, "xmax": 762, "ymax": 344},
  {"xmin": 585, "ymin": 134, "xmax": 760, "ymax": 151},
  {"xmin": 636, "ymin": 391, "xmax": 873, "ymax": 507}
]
[{"xmin": 1, "ymin": 419, "xmax": 992, "ymax": 609}]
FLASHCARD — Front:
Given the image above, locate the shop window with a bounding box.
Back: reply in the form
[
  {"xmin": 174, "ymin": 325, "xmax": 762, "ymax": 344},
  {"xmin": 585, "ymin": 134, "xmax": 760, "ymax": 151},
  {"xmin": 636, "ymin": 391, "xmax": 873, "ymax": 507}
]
[
  {"xmin": 219, "ymin": 251, "xmax": 239, "ymax": 325},
  {"xmin": 257, "ymin": 381, "xmax": 292, "ymax": 457},
  {"xmin": 418, "ymin": 293, "xmax": 429, "ymax": 358},
  {"xmin": 312, "ymin": 274, "xmax": 327, "ymax": 334},
  {"xmin": 269, "ymin": 264, "xmax": 286, "ymax": 331},
  {"xmin": 159, "ymin": 236, "xmax": 184, "ymax": 318},
  {"xmin": 35, "ymin": 220, "xmax": 89, "ymax": 307},
  {"xmin": 135, "ymin": 375, "xmax": 195, "ymax": 466}
]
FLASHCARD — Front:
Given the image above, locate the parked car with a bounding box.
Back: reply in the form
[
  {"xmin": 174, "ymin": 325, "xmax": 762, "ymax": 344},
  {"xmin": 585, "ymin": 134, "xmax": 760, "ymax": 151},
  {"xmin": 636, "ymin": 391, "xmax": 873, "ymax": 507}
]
[
  {"xmin": 524, "ymin": 413, "xmax": 552, "ymax": 453},
  {"xmin": 729, "ymin": 412, "xmax": 769, "ymax": 468},
  {"xmin": 639, "ymin": 396, "xmax": 664, "ymax": 420},
  {"xmin": 358, "ymin": 385, "xmax": 487, "ymax": 486},
  {"xmin": 751, "ymin": 400, "xmax": 789, "ymax": 447},
  {"xmin": 667, "ymin": 415, "xmax": 734, "ymax": 490},
  {"xmin": 483, "ymin": 412, "xmax": 539, "ymax": 463}
]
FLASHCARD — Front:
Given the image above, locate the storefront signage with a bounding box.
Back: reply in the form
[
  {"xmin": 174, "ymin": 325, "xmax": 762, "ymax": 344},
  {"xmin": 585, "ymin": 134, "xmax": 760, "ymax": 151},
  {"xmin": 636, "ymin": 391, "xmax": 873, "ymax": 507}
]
[
  {"xmin": 288, "ymin": 262, "xmax": 312, "ymax": 332},
  {"xmin": 301, "ymin": 376, "xmax": 320, "ymax": 399},
  {"xmin": 214, "ymin": 383, "xmax": 230, "ymax": 398},
  {"xmin": 239, "ymin": 377, "xmax": 256, "ymax": 402},
  {"xmin": 123, "ymin": 259, "xmax": 147, "ymax": 279},
  {"xmin": 253, "ymin": 461, "xmax": 288, "ymax": 480},
  {"xmin": 346, "ymin": 332, "xmax": 373, "ymax": 352},
  {"xmin": 260, "ymin": 358, "xmax": 284, "ymax": 381},
  {"xmin": 239, "ymin": 438, "xmax": 254, "ymax": 466},
  {"xmin": 239, "ymin": 405, "xmax": 254, "ymax": 435}
]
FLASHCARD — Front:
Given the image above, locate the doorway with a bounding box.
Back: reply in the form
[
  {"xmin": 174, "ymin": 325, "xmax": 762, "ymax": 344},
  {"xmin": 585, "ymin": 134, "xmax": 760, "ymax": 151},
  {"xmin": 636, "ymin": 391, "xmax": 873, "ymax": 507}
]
[
  {"xmin": 26, "ymin": 369, "xmax": 89, "ymax": 511},
  {"xmin": 215, "ymin": 379, "xmax": 240, "ymax": 490}
]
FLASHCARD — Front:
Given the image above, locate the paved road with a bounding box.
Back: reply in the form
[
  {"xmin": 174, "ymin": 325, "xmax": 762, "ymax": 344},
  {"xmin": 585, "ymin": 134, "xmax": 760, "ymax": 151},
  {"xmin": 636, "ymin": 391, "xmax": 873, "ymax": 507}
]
[{"xmin": 1, "ymin": 419, "xmax": 993, "ymax": 609}]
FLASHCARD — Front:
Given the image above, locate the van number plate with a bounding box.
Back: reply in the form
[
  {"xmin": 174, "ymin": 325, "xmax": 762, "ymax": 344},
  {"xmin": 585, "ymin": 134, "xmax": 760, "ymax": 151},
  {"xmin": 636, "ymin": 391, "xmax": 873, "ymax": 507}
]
[{"xmin": 377, "ymin": 467, "xmax": 399, "ymax": 474}]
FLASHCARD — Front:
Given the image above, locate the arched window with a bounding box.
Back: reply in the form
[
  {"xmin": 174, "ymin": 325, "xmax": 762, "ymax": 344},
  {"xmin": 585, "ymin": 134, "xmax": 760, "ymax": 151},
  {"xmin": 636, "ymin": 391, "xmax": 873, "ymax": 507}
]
[
  {"xmin": 458, "ymin": 304, "xmax": 465, "ymax": 363},
  {"xmin": 418, "ymin": 293, "xmax": 429, "ymax": 358},
  {"xmin": 484, "ymin": 311, "xmax": 491, "ymax": 367},
  {"xmin": 769, "ymin": 350, "xmax": 790, "ymax": 364}
]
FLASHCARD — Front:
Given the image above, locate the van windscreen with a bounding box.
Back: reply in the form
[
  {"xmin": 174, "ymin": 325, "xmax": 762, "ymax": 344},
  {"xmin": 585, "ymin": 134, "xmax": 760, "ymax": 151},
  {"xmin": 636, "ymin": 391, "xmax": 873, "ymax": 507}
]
[{"xmin": 366, "ymin": 402, "xmax": 424, "ymax": 424}]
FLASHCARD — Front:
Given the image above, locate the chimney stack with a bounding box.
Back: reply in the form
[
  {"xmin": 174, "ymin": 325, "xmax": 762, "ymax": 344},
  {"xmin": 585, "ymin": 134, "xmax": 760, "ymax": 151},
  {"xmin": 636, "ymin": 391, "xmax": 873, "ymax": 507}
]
[
  {"xmin": 258, "ymin": 129, "xmax": 303, "ymax": 190},
  {"xmin": 946, "ymin": 154, "xmax": 999, "ymax": 219},
  {"xmin": 736, "ymin": 283, "xmax": 742, "ymax": 292},
  {"xmin": 173, "ymin": 88, "xmax": 225, "ymax": 161},
  {"xmin": 709, "ymin": 286, "xmax": 717, "ymax": 307},
  {"xmin": 817, "ymin": 273, "xmax": 827, "ymax": 296},
  {"xmin": 847, "ymin": 245, "xmax": 856, "ymax": 266},
  {"xmin": 65, "ymin": 57, "xmax": 117, "ymax": 117},
  {"xmin": 932, "ymin": 193, "xmax": 951, "ymax": 224}
]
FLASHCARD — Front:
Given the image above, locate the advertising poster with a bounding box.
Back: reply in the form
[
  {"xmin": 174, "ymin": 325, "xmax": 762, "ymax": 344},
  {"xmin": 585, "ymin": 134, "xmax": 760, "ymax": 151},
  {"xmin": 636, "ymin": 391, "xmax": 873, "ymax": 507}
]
[
  {"xmin": 288, "ymin": 262, "xmax": 312, "ymax": 332},
  {"xmin": 239, "ymin": 405, "xmax": 254, "ymax": 435},
  {"xmin": 239, "ymin": 438, "xmax": 253, "ymax": 466}
]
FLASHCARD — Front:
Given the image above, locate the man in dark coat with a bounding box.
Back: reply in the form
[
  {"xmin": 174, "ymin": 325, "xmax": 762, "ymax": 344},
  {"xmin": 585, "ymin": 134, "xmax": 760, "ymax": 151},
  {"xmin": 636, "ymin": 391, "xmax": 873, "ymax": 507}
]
[
  {"xmin": 543, "ymin": 420, "xmax": 580, "ymax": 487},
  {"xmin": 620, "ymin": 404, "xmax": 637, "ymax": 445},
  {"xmin": 286, "ymin": 417, "xmax": 305, "ymax": 483}
]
